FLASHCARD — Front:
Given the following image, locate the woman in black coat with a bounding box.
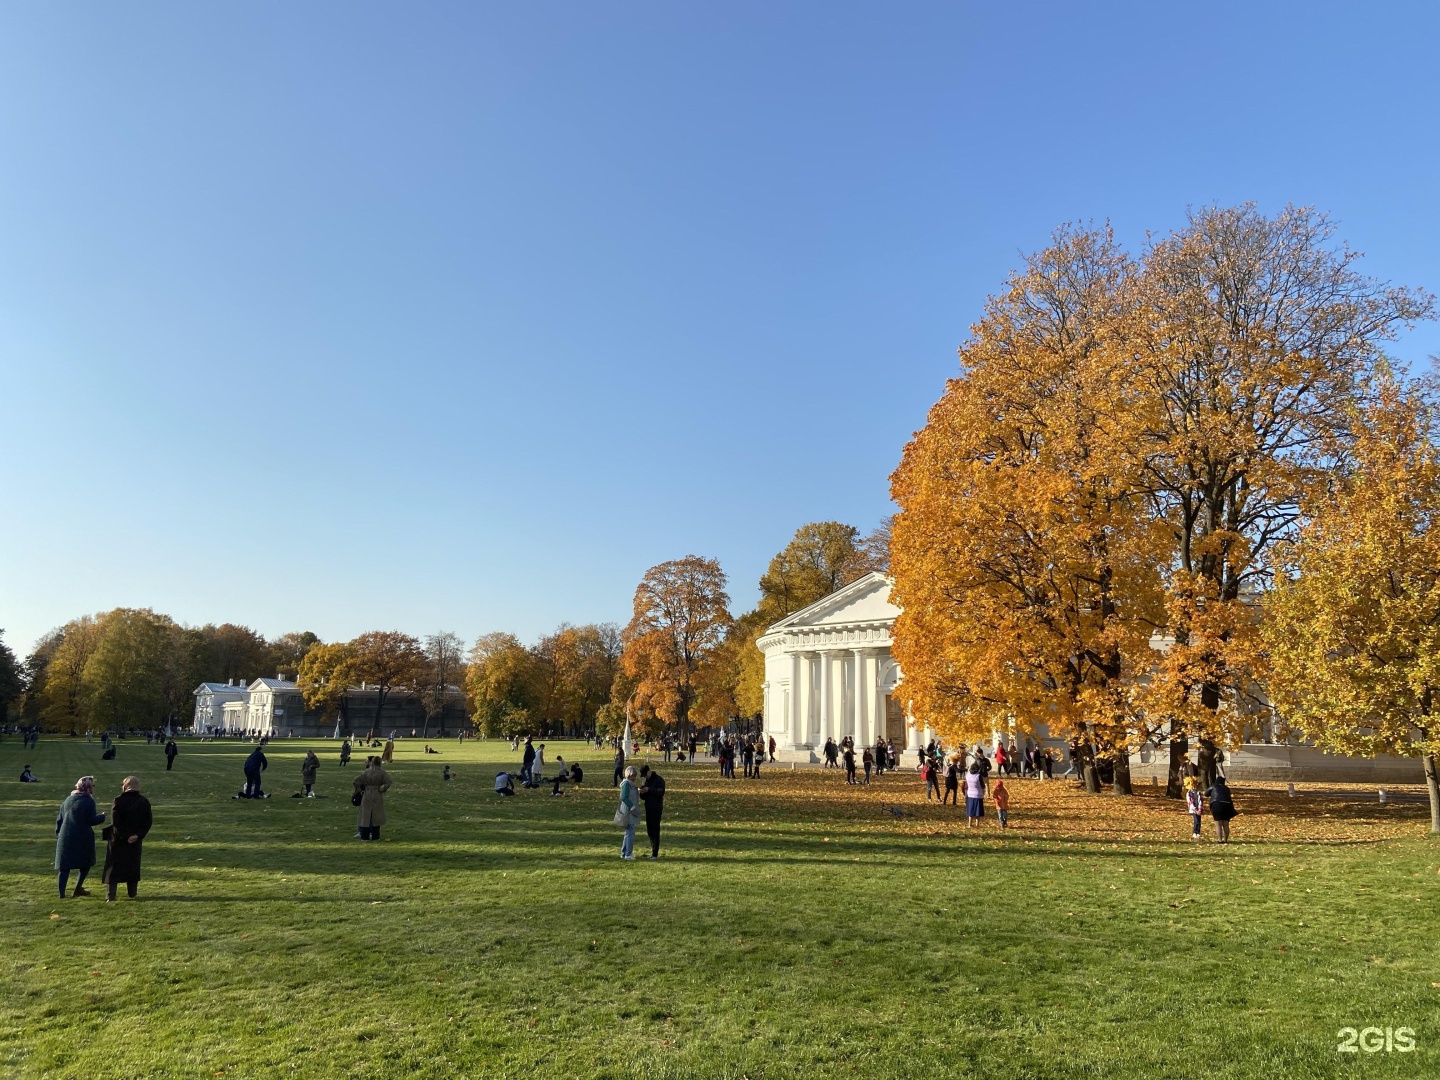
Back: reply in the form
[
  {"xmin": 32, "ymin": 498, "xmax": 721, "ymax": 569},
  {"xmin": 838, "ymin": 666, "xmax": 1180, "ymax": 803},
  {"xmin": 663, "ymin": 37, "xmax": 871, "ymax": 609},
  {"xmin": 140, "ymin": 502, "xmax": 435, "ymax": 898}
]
[
  {"xmin": 1206, "ymin": 776, "xmax": 1237, "ymax": 843},
  {"xmin": 102, "ymin": 776, "xmax": 153, "ymax": 901}
]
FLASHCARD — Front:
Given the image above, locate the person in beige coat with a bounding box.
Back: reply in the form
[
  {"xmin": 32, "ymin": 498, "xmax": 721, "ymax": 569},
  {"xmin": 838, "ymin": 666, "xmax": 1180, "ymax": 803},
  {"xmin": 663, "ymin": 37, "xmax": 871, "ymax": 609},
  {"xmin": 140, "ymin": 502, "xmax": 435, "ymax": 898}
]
[{"xmin": 353, "ymin": 757, "xmax": 392, "ymax": 841}]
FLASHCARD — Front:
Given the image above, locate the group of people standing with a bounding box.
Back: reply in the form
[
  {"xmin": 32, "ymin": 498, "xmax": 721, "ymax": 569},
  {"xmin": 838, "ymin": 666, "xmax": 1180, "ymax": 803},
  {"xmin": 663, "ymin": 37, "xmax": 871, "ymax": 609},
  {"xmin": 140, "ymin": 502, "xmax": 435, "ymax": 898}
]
[
  {"xmin": 822, "ymin": 735, "xmax": 901, "ymax": 784},
  {"xmin": 714, "ymin": 734, "xmax": 772, "ymax": 779},
  {"xmin": 54, "ymin": 775, "xmax": 153, "ymax": 901}
]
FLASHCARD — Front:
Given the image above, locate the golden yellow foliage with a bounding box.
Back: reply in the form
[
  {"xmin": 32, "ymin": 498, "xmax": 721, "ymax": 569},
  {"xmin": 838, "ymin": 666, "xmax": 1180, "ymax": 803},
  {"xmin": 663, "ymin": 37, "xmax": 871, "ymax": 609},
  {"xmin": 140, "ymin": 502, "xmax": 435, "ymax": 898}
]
[{"xmin": 1265, "ymin": 375, "xmax": 1440, "ymax": 831}]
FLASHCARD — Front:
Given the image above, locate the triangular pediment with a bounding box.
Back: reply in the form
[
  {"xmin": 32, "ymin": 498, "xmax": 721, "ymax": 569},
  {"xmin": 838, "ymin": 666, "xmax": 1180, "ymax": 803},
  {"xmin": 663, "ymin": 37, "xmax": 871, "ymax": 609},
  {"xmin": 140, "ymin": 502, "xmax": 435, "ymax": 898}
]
[{"xmin": 765, "ymin": 572, "xmax": 899, "ymax": 632}]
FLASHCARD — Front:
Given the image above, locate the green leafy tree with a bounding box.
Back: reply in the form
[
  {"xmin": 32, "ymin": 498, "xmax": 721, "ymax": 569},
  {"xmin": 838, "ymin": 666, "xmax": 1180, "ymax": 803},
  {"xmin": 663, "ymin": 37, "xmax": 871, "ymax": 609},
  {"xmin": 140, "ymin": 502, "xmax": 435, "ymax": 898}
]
[{"xmin": 0, "ymin": 631, "xmax": 22, "ymax": 725}]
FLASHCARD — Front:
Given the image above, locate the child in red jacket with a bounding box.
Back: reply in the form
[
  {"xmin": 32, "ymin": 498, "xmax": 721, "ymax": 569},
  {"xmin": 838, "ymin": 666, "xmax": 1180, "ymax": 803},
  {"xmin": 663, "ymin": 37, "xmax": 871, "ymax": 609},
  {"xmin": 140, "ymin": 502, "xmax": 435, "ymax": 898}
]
[{"xmin": 993, "ymin": 777, "xmax": 1011, "ymax": 828}]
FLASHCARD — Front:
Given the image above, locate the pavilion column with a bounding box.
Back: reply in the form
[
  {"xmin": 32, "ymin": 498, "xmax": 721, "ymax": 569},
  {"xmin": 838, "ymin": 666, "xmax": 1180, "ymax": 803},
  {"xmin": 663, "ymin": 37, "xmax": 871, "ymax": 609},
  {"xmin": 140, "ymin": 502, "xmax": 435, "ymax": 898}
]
[
  {"xmin": 873, "ymin": 661, "xmax": 887, "ymax": 746},
  {"xmin": 789, "ymin": 651, "xmax": 804, "ymax": 749},
  {"xmin": 819, "ymin": 651, "xmax": 834, "ymax": 748},
  {"xmin": 853, "ymin": 648, "xmax": 869, "ymax": 747},
  {"xmin": 798, "ymin": 652, "xmax": 815, "ymax": 748}
]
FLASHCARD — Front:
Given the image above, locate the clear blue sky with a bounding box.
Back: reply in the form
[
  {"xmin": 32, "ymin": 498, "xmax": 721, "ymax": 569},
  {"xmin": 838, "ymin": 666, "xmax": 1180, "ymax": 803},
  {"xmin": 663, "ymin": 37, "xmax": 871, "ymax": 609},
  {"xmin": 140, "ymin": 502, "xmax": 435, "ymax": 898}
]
[{"xmin": 3, "ymin": 2, "xmax": 1437, "ymax": 658}]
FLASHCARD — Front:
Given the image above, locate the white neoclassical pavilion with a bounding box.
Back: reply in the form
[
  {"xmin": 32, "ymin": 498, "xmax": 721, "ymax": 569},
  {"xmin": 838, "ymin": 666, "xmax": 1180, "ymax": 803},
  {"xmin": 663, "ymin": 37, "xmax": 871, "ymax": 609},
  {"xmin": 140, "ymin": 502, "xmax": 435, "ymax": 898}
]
[{"xmin": 757, "ymin": 572, "xmax": 932, "ymax": 762}]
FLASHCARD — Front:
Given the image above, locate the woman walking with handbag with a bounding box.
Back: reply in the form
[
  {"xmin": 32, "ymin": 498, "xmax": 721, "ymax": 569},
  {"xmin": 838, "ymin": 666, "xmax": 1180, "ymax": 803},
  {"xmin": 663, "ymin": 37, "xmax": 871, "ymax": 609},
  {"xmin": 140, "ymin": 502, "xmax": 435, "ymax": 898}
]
[{"xmin": 616, "ymin": 766, "xmax": 640, "ymax": 860}]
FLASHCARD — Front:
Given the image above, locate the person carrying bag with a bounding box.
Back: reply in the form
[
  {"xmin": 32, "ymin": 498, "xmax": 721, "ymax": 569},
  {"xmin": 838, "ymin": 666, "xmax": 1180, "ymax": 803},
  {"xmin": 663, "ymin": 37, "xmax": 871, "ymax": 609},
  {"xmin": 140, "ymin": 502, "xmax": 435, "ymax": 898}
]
[{"xmin": 615, "ymin": 766, "xmax": 640, "ymax": 860}]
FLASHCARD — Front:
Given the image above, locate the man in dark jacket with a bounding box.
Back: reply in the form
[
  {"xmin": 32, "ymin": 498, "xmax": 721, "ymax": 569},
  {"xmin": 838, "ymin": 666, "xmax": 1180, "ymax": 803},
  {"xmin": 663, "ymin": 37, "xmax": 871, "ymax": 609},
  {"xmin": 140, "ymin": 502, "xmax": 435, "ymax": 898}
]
[
  {"xmin": 521, "ymin": 737, "xmax": 536, "ymax": 787},
  {"xmin": 164, "ymin": 739, "xmax": 178, "ymax": 771},
  {"xmin": 103, "ymin": 776, "xmax": 153, "ymax": 901},
  {"xmin": 613, "ymin": 746, "xmax": 625, "ymax": 787},
  {"xmin": 242, "ymin": 746, "xmax": 269, "ymax": 798},
  {"xmin": 638, "ymin": 765, "xmax": 666, "ymax": 859}
]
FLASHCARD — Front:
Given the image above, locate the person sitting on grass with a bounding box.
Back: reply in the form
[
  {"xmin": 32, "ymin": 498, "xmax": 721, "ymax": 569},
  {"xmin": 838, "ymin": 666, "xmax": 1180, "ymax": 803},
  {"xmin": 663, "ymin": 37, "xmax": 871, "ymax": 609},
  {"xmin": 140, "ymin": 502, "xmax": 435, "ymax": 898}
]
[
  {"xmin": 443, "ymin": 764, "xmax": 452, "ymax": 781},
  {"xmin": 550, "ymin": 758, "xmax": 584, "ymax": 796},
  {"xmin": 494, "ymin": 771, "xmax": 515, "ymax": 796},
  {"xmin": 21, "ymin": 765, "xmax": 39, "ymax": 783}
]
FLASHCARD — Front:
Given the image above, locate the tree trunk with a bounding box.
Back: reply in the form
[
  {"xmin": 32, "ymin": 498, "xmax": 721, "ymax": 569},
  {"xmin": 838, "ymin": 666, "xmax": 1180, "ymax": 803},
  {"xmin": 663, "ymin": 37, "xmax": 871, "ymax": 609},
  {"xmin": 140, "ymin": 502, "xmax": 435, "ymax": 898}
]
[
  {"xmin": 1112, "ymin": 748, "xmax": 1133, "ymax": 795},
  {"xmin": 1424, "ymin": 752, "xmax": 1440, "ymax": 835},
  {"xmin": 1166, "ymin": 734, "xmax": 1188, "ymax": 799},
  {"xmin": 1197, "ymin": 738, "xmax": 1219, "ymax": 789}
]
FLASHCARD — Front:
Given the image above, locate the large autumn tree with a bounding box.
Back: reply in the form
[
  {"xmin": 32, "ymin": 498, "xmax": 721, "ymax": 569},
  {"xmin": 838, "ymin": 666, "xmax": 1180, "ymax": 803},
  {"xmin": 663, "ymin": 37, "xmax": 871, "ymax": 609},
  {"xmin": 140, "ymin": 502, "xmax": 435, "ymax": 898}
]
[
  {"xmin": 1119, "ymin": 206, "xmax": 1431, "ymax": 793},
  {"xmin": 1264, "ymin": 376, "xmax": 1440, "ymax": 831},
  {"xmin": 891, "ymin": 225, "xmax": 1167, "ymax": 792},
  {"xmin": 349, "ymin": 631, "xmax": 426, "ymax": 733},
  {"xmin": 297, "ymin": 641, "xmax": 357, "ymax": 724},
  {"xmin": 620, "ymin": 556, "xmax": 731, "ymax": 736},
  {"xmin": 465, "ymin": 632, "xmax": 537, "ymax": 738},
  {"xmin": 892, "ymin": 205, "xmax": 1433, "ymax": 794}
]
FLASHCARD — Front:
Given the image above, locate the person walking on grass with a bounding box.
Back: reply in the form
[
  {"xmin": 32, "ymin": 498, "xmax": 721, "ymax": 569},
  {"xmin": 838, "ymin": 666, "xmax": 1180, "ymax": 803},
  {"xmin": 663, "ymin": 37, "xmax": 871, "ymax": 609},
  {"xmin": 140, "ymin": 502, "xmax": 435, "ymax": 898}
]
[
  {"xmin": 843, "ymin": 744, "xmax": 857, "ymax": 785},
  {"xmin": 1184, "ymin": 776, "xmax": 1204, "ymax": 840},
  {"xmin": 353, "ymin": 756, "xmax": 392, "ymax": 841},
  {"xmin": 993, "ymin": 776, "xmax": 1010, "ymax": 828},
  {"xmin": 102, "ymin": 776, "xmax": 152, "ymax": 902},
  {"xmin": 55, "ymin": 776, "xmax": 105, "ymax": 898},
  {"xmin": 1206, "ymin": 774, "xmax": 1237, "ymax": 844},
  {"xmin": 301, "ymin": 750, "xmax": 320, "ymax": 798},
  {"xmin": 922, "ymin": 757, "xmax": 941, "ymax": 801},
  {"xmin": 164, "ymin": 738, "xmax": 178, "ymax": 771},
  {"xmin": 617, "ymin": 766, "xmax": 640, "ymax": 860},
  {"xmin": 963, "ymin": 763, "xmax": 987, "ymax": 828},
  {"xmin": 638, "ymin": 765, "xmax": 666, "ymax": 858},
  {"xmin": 942, "ymin": 756, "xmax": 960, "ymax": 806},
  {"xmin": 613, "ymin": 744, "xmax": 626, "ymax": 787},
  {"xmin": 381, "ymin": 736, "xmax": 395, "ymax": 764}
]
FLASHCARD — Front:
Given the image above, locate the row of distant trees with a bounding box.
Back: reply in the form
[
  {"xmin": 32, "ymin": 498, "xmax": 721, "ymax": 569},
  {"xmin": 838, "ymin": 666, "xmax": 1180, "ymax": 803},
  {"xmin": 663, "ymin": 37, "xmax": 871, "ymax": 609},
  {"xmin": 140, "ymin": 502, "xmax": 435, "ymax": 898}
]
[
  {"xmin": 1, "ymin": 614, "xmax": 317, "ymax": 733},
  {"xmin": 0, "ymin": 517, "xmax": 887, "ymax": 741}
]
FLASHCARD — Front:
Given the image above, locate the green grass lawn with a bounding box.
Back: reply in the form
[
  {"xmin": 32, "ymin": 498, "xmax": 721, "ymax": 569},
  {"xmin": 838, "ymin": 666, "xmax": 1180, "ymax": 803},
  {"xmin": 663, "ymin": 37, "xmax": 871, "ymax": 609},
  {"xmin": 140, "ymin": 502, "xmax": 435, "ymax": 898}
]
[{"xmin": 1, "ymin": 735, "xmax": 1437, "ymax": 1079}]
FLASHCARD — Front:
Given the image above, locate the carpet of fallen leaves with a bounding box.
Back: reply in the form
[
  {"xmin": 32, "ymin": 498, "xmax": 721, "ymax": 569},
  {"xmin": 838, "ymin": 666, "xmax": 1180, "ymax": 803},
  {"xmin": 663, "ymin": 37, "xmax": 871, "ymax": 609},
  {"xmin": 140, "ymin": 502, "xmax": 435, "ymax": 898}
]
[{"xmin": 664, "ymin": 763, "xmax": 1434, "ymax": 847}]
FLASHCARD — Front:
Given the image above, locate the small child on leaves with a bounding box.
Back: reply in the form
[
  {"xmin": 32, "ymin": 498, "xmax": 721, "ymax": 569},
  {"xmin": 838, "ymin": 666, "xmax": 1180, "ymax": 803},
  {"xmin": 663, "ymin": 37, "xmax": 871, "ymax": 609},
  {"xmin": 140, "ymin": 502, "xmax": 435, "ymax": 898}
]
[
  {"xmin": 993, "ymin": 777, "xmax": 1010, "ymax": 828},
  {"xmin": 1184, "ymin": 776, "xmax": 1203, "ymax": 840}
]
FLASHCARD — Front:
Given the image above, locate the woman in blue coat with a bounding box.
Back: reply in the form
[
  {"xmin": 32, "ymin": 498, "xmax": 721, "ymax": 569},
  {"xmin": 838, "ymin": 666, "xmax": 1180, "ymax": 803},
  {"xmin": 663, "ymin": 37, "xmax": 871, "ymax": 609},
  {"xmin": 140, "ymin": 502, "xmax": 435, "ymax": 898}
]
[{"xmin": 55, "ymin": 776, "xmax": 106, "ymax": 898}]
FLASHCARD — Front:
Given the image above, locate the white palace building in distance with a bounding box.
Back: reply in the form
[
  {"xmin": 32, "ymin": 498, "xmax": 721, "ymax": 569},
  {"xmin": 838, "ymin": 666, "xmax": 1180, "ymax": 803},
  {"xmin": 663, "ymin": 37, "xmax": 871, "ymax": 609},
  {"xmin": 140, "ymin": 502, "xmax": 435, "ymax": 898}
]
[{"xmin": 757, "ymin": 571, "xmax": 1422, "ymax": 782}]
